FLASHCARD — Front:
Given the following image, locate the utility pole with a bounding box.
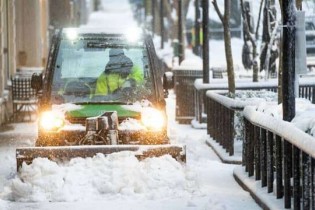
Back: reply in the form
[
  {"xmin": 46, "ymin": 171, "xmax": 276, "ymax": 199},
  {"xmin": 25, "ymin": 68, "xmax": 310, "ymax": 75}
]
[
  {"xmin": 160, "ymin": 0, "xmax": 164, "ymax": 49},
  {"xmin": 178, "ymin": 0, "xmax": 184, "ymax": 64},
  {"xmin": 282, "ymin": 0, "xmax": 296, "ymax": 122},
  {"xmin": 202, "ymin": 0, "xmax": 209, "ymax": 83},
  {"xmin": 195, "ymin": 0, "xmax": 201, "ymax": 56}
]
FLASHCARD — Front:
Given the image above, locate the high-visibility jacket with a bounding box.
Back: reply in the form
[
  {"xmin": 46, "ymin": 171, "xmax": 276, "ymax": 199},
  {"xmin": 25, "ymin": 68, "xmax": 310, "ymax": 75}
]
[{"xmin": 95, "ymin": 65, "xmax": 144, "ymax": 95}]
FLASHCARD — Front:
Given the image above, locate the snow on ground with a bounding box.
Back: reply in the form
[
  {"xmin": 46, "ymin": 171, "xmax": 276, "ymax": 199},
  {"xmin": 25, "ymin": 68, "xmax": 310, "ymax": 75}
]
[
  {"xmin": 0, "ymin": 91, "xmax": 261, "ymax": 210},
  {"xmin": 80, "ymin": 0, "xmax": 139, "ymax": 34},
  {"xmin": 0, "ymin": 1, "xmax": 262, "ymax": 209}
]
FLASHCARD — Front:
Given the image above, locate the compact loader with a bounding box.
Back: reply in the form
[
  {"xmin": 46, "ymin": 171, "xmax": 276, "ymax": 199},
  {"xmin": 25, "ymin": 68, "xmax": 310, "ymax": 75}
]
[{"xmin": 16, "ymin": 28, "xmax": 185, "ymax": 170}]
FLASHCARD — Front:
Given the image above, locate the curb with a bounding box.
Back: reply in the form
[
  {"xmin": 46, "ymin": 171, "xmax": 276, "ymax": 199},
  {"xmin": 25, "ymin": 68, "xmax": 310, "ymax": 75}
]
[
  {"xmin": 233, "ymin": 166, "xmax": 285, "ymax": 210},
  {"xmin": 205, "ymin": 137, "xmax": 242, "ymax": 164}
]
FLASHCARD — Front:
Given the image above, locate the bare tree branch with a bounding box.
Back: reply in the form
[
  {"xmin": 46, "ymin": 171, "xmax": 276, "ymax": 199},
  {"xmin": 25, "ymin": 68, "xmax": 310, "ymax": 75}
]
[
  {"xmin": 264, "ymin": 21, "xmax": 279, "ymax": 79},
  {"xmin": 255, "ymin": 0, "xmax": 264, "ymax": 39},
  {"xmin": 240, "ymin": 0, "xmax": 256, "ymax": 48},
  {"xmin": 212, "ymin": 0, "xmax": 224, "ymax": 23}
]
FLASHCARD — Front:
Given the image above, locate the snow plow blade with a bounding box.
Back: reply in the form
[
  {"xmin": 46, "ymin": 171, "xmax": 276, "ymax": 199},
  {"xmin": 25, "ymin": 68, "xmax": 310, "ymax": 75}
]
[{"xmin": 16, "ymin": 144, "xmax": 186, "ymax": 170}]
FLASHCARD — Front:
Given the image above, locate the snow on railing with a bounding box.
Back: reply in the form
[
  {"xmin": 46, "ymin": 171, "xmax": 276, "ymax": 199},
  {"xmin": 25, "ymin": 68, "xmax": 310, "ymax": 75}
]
[
  {"xmin": 195, "ymin": 78, "xmax": 315, "ymax": 125},
  {"xmin": 244, "ymin": 106, "xmax": 315, "ymax": 157},
  {"xmin": 243, "ymin": 106, "xmax": 315, "ymax": 209},
  {"xmin": 195, "ymin": 77, "xmax": 315, "ymax": 90}
]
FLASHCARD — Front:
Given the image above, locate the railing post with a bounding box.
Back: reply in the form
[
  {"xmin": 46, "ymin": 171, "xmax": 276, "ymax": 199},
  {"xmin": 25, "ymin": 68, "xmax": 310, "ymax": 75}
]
[
  {"xmin": 284, "ymin": 140, "xmax": 292, "ymax": 208},
  {"xmin": 267, "ymin": 131, "xmax": 274, "ymax": 193},
  {"xmin": 219, "ymin": 104, "xmax": 225, "ymax": 149},
  {"xmin": 261, "ymin": 128, "xmax": 267, "ymax": 187},
  {"xmin": 223, "ymin": 106, "xmax": 228, "ymax": 153},
  {"xmin": 206, "ymin": 96, "xmax": 210, "ymax": 134},
  {"xmin": 293, "ymin": 146, "xmax": 301, "ymax": 210},
  {"xmin": 243, "ymin": 118, "xmax": 249, "ymax": 168},
  {"xmin": 254, "ymin": 126, "xmax": 261, "ymax": 181},
  {"xmin": 248, "ymin": 123, "xmax": 255, "ymax": 177},
  {"xmin": 229, "ymin": 109, "xmax": 234, "ymax": 156},
  {"xmin": 275, "ymin": 135, "xmax": 283, "ymax": 198},
  {"xmin": 312, "ymin": 158, "xmax": 315, "ymax": 208},
  {"xmin": 215, "ymin": 103, "xmax": 219, "ymax": 141},
  {"xmin": 302, "ymin": 152, "xmax": 310, "ymax": 209}
]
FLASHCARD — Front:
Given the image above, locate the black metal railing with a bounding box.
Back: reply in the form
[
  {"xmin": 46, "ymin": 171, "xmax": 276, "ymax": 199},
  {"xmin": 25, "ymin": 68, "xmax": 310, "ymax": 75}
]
[
  {"xmin": 205, "ymin": 91, "xmax": 264, "ymax": 156},
  {"xmin": 243, "ymin": 106, "xmax": 315, "ymax": 209}
]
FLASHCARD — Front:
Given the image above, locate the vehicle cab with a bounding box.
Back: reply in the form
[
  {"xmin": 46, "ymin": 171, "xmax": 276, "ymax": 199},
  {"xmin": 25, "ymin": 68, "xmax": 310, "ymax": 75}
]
[{"xmin": 31, "ymin": 28, "xmax": 174, "ymax": 146}]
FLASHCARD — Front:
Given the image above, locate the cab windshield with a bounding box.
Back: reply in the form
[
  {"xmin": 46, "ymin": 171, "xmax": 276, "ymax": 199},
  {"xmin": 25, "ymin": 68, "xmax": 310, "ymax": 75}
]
[{"xmin": 51, "ymin": 38, "xmax": 154, "ymax": 104}]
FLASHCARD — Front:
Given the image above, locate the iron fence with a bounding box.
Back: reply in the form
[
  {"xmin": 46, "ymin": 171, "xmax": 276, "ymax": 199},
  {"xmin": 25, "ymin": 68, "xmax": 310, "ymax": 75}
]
[{"xmin": 242, "ymin": 106, "xmax": 315, "ymax": 209}]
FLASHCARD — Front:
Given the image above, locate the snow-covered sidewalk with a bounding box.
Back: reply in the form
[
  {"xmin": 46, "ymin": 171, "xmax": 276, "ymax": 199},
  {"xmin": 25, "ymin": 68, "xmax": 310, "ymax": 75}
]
[
  {"xmin": 0, "ymin": 0, "xmax": 262, "ymax": 209},
  {"xmin": 0, "ymin": 92, "xmax": 261, "ymax": 210}
]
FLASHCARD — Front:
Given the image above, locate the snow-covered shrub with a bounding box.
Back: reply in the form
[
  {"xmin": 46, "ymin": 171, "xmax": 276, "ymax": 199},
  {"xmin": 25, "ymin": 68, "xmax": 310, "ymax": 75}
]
[{"xmin": 232, "ymin": 90, "xmax": 278, "ymax": 140}]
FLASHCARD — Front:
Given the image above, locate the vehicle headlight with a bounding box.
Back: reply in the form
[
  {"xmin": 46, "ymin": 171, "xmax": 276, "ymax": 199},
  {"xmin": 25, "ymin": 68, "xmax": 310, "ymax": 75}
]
[
  {"xmin": 65, "ymin": 28, "xmax": 78, "ymax": 40},
  {"xmin": 125, "ymin": 27, "xmax": 141, "ymax": 43},
  {"xmin": 141, "ymin": 108, "xmax": 165, "ymax": 130},
  {"xmin": 40, "ymin": 111, "xmax": 65, "ymax": 131}
]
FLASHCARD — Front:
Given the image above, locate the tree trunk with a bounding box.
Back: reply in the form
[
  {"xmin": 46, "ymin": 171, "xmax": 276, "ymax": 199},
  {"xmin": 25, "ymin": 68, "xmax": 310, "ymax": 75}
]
[
  {"xmin": 213, "ymin": 0, "xmax": 235, "ymax": 93},
  {"xmin": 252, "ymin": 45, "xmax": 259, "ymax": 82},
  {"xmin": 224, "ymin": 0, "xmax": 235, "ymax": 94},
  {"xmin": 240, "ymin": 0, "xmax": 259, "ymax": 82}
]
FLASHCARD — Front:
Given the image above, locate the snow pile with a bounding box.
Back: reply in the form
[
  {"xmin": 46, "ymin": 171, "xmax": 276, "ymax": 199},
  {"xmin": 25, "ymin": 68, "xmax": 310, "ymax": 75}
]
[
  {"xmin": 101, "ymin": 0, "xmax": 133, "ymax": 13},
  {"xmin": 256, "ymin": 102, "xmax": 282, "ymax": 118},
  {"xmin": 119, "ymin": 118, "xmax": 144, "ymax": 131},
  {"xmin": 235, "ymin": 90, "xmax": 277, "ymax": 103},
  {"xmin": 234, "ymin": 90, "xmax": 281, "ymax": 118},
  {"xmin": 292, "ymin": 99, "xmax": 315, "ymax": 136},
  {"xmin": 0, "ymin": 199, "xmax": 8, "ymax": 210},
  {"xmin": 3, "ymin": 153, "xmax": 188, "ymax": 202},
  {"xmin": 81, "ymin": 0, "xmax": 137, "ymax": 33},
  {"xmin": 252, "ymin": 97, "xmax": 315, "ymax": 136}
]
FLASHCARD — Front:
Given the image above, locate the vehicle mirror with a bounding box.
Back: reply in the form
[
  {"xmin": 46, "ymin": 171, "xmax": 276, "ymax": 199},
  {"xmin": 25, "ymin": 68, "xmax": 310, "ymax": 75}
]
[
  {"xmin": 31, "ymin": 73, "xmax": 43, "ymax": 92},
  {"xmin": 163, "ymin": 71, "xmax": 174, "ymax": 90}
]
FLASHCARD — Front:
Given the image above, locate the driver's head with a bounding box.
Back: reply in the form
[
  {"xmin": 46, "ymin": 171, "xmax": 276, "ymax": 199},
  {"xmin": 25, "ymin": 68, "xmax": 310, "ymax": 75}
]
[
  {"xmin": 105, "ymin": 48, "xmax": 133, "ymax": 78},
  {"xmin": 109, "ymin": 48, "xmax": 124, "ymax": 58}
]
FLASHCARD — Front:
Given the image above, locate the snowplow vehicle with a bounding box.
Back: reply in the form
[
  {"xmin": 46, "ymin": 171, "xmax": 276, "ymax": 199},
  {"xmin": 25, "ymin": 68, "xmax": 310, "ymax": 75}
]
[{"xmin": 16, "ymin": 28, "xmax": 185, "ymax": 170}]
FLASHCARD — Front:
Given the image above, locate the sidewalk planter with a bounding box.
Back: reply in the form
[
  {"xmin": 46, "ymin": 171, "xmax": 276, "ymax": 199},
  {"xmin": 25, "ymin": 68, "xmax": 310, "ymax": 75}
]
[
  {"xmin": 173, "ymin": 60, "xmax": 202, "ymax": 124},
  {"xmin": 206, "ymin": 91, "xmax": 270, "ymax": 157},
  {"xmin": 234, "ymin": 106, "xmax": 315, "ymax": 210},
  {"xmin": 194, "ymin": 78, "xmax": 315, "ymax": 125}
]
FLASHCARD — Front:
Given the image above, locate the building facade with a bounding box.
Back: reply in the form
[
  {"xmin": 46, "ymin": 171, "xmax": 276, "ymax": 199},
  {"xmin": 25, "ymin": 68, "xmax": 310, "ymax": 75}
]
[{"xmin": 0, "ymin": 0, "xmax": 92, "ymax": 125}]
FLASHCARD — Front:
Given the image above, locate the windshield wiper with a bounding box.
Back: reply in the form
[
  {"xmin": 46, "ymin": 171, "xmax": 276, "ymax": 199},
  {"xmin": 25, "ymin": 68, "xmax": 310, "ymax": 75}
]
[{"xmin": 86, "ymin": 42, "xmax": 143, "ymax": 49}]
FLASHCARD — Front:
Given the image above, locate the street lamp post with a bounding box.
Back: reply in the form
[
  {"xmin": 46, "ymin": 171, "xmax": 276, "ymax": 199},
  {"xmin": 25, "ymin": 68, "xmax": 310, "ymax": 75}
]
[
  {"xmin": 281, "ymin": 1, "xmax": 296, "ymax": 209},
  {"xmin": 282, "ymin": 0, "xmax": 296, "ymax": 122},
  {"xmin": 202, "ymin": 0, "xmax": 209, "ymax": 83}
]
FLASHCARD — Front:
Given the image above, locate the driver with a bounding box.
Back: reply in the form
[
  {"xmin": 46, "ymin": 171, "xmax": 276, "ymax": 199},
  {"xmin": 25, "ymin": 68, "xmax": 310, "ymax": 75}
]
[{"xmin": 95, "ymin": 48, "xmax": 143, "ymax": 96}]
